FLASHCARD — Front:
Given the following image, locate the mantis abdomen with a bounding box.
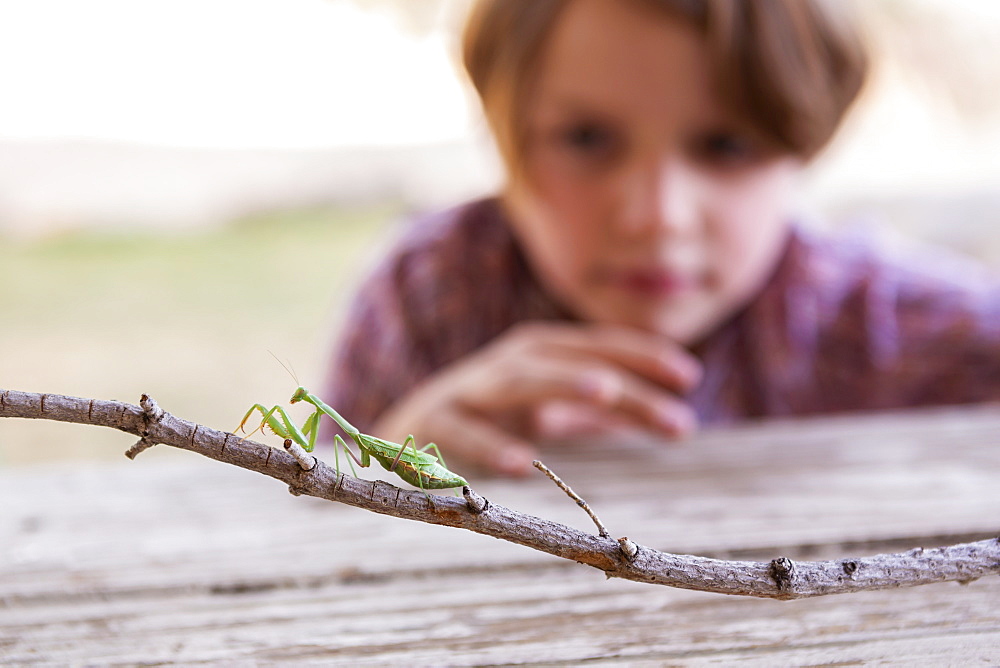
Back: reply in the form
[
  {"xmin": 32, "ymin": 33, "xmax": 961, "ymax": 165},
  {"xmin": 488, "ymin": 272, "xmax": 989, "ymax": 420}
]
[{"xmin": 369, "ymin": 451, "xmax": 467, "ymax": 489}]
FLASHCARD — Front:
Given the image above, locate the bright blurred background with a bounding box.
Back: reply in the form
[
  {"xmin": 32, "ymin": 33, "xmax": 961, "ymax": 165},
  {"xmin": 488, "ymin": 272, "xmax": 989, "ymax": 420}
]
[{"xmin": 1, "ymin": 0, "xmax": 999, "ymax": 465}]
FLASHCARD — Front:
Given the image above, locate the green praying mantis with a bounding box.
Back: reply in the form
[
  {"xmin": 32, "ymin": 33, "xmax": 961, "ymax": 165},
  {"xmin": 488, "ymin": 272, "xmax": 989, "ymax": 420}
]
[{"xmin": 237, "ymin": 386, "xmax": 468, "ymax": 493}]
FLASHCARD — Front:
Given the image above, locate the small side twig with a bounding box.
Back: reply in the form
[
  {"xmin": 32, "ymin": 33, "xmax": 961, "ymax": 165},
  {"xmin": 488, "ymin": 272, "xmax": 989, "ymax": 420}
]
[
  {"xmin": 533, "ymin": 459, "xmax": 610, "ymax": 538},
  {"xmin": 125, "ymin": 437, "xmax": 154, "ymax": 460}
]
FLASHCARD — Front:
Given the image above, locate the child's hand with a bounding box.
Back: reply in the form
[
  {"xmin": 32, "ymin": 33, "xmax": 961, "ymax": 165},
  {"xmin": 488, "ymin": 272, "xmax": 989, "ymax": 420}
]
[{"xmin": 372, "ymin": 323, "xmax": 702, "ymax": 477}]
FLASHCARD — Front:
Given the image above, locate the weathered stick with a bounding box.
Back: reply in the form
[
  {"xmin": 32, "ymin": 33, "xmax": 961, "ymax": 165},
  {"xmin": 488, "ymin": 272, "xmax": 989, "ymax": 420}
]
[
  {"xmin": 1, "ymin": 388, "xmax": 998, "ymax": 600},
  {"xmin": 533, "ymin": 459, "xmax": 610, "ymax": 538}
]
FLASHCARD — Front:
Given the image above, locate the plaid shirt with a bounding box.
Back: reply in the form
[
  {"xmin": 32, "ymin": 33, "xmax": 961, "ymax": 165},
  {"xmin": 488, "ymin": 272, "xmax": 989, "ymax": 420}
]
[{"xmin": 324, "ymin": 198, "xmax": 1000, "ymax": 433}]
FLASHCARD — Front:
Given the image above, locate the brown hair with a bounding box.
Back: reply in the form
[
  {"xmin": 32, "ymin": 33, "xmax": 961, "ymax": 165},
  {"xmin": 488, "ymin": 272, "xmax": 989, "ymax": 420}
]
[{"xmin": 463, "ymin": 0, "xmax": 869, "ymax": 169}]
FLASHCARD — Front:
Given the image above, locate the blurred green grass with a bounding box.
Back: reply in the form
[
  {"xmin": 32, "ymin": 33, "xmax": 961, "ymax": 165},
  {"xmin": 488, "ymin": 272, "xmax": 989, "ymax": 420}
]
[{"xmin": 0, "ymin": 205, "xmax": 401, "ymax": 466}]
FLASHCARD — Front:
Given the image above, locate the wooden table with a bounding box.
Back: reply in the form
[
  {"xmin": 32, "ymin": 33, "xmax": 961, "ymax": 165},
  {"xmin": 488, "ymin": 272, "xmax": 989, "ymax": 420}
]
[{"xmin": 2, "ymin": 406, "xmax": 999, "ymax": 665}]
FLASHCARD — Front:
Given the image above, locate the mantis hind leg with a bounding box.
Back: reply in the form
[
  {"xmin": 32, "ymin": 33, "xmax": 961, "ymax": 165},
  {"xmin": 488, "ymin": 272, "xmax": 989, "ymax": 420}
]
[
  {"xmin": 392, "ymin": 436, "xmax": 443, "ymax": 500},
  {"xmin": 386, "ymin": 436, "xmax": 459, "ymax": 498},
  {"xmin": 373, "ymin": 435, "xmax": 435, "ymax": 502},
  {"xmin": 387, "ymin": 434, "xmax": 419, "ymax": 472},
  {"xmin": 416, "ymin": 441, "xmax": 451, "ymax": 469}
]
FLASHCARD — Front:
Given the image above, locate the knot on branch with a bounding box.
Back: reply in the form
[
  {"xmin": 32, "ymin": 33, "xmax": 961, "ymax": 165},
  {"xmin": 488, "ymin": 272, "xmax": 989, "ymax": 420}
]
[
  {"xmin": 769, "ymin": 557, "xmax": 797, "ymax": 592},
  {"xmin": 463, "ymin": 486, "xmax": 489, "ymax": 514},
  {"xmin": 125, "ymin": 394, "xmax": 166, "ymax": 460},
  {"xmin": 617, "ymin": 536, "xmax": 639, "ymax": 562},
  {"xmin": 283, "ymin": 439, "xmax": 316, "ymax": 471},
  {"xmin": 139, "ymin": 394, "xmax": 165, "ymax": 423}
]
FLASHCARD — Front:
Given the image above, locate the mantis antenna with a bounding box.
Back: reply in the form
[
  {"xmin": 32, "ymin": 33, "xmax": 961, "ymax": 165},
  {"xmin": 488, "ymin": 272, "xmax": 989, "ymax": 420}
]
[{"xmin": 267, "ymin": 351, "xmax": 300, "ymax": 386}]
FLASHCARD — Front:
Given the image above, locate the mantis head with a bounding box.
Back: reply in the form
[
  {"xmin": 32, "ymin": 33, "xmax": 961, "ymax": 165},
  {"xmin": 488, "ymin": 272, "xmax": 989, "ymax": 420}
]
[{"xmin": 290, "ymin": 387, "xmax": 309, "ymax": 404}]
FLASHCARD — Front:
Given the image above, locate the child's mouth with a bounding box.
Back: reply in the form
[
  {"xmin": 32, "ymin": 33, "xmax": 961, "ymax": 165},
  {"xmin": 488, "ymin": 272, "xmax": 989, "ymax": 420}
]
[{"xmin": 610, "ymin": 267, "xmax": 695, "ymax": 297}]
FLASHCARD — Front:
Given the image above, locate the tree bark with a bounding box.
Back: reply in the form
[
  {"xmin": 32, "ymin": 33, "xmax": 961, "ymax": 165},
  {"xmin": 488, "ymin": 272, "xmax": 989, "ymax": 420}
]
[{"xmin": 1, "ymin": 388, "xmax": 997, "ymax": 600}]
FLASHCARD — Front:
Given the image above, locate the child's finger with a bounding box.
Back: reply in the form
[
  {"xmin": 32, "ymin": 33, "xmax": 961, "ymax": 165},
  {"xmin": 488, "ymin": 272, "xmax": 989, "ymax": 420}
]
[
  {"xmin": 532, "ymin": 401, "xmax": 637, "ymax": 439},
  {"xmin": 577, "ymin": 324, "xmax": 703, "ymax": 392},
  {"xmin": 505, "ymin": 322, "xmax": 702, "ymax": 393},
  {"xmin": 573, "ymin": 366, "xmax": 698, "ymax": 437},
  {"xmin": 457, "ymin": 357, "xmax": 697, "ymax": 437}
]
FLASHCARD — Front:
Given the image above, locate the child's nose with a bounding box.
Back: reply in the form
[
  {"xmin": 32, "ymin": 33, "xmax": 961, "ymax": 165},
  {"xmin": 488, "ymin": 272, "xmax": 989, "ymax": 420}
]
[{"xmin": 618, "ymin": 158, "xmax": 698, "ymax": 237}]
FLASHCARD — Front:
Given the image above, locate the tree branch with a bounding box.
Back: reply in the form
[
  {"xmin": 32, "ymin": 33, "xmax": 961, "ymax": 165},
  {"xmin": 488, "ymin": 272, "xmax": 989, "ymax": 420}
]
[{"xmin": 1, "ymin": 389, "xmax": 997, "ymax": 600}]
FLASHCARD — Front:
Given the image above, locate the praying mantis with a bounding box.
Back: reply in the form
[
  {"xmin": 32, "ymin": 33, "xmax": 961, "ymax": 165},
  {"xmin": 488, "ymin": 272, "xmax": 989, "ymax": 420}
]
[{"xmin": 237, "ymin": 386, "xmax": 468, "ymax": 493}]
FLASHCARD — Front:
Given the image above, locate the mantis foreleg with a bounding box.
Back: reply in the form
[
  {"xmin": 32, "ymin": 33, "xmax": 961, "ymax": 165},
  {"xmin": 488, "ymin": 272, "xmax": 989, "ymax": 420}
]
[{"xmin": 238, "ymin": 404, "xmax": 310, "ymax": 449}]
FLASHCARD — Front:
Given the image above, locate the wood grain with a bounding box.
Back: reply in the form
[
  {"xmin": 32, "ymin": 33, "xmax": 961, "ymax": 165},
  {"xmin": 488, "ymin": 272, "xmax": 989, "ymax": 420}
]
[{"xmin": 1, "ymin": 399, "xmax": 999, "ymax": 664}]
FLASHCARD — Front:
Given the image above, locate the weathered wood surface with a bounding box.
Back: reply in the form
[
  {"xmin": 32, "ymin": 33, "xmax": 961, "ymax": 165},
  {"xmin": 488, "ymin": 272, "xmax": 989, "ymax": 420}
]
[{"xmin": 2, "ymin": 405, "xmax": 999, "ymax": 665}]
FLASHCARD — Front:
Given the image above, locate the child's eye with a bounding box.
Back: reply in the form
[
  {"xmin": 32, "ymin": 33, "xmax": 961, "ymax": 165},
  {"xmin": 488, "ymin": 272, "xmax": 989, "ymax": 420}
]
[
  {"xmin": 557, "ymin": 122, "xmax": 621, "ymax": 161},
  {"xmin": 692, "ymin": 131, "xmax": 759, "ymax": 167}
]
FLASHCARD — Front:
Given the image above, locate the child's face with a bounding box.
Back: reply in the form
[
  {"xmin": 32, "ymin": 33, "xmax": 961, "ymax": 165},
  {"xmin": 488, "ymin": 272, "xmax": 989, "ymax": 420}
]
[{"xmin": 505, "ymin": 0, "xmax": 802, "ymax": 345}]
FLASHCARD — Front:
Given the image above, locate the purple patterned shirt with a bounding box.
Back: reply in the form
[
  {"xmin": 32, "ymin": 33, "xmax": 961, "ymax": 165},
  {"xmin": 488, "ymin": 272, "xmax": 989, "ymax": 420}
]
[{"xmin": 324, "ymin": 198, "xmax": 1000, "ymax": 432}]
